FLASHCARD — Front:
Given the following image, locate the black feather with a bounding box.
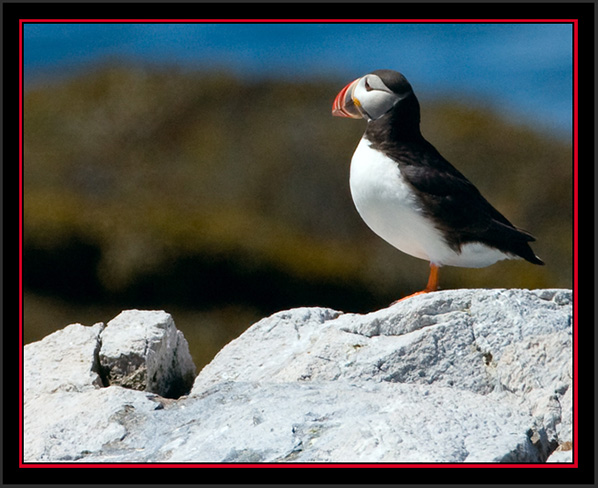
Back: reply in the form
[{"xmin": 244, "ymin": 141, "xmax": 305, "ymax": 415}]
[{"xmin": 364, "ymin": 90, "xmax": 543, "ymax": 266}]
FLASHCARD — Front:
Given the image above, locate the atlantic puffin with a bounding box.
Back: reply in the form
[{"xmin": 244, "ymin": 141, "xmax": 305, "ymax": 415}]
[{"xmin": 332, "ymin": 69, "xmax": 543, "ymax": 300}]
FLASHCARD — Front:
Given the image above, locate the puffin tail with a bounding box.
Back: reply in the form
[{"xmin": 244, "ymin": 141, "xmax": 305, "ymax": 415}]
[
  {"xmin": 514, "ymin": 227, "xmax": 544, "ymax": 265},
  {"xmin": 524, "ymin": 251, "xmax": 545, "ymax": 266}
]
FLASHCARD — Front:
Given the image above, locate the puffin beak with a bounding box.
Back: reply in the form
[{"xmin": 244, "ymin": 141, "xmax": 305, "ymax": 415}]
[{"xmin": 332, "ymin": 78, "xmax": 363, "ymax": 119}]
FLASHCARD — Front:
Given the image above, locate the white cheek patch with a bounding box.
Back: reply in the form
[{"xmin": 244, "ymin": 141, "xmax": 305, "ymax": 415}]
[
  {"xmin": 365, "ymin": 91, "xmax": 399, "ymax": 119},
  {"xmin": 353, "ymin": 82, "xmax": 401, "ymax": 121}
]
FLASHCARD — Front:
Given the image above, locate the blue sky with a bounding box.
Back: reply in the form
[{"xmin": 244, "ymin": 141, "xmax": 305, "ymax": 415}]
[{"xmin": 23, "ymin": 22, "xmax": 574, "ymax": 137}]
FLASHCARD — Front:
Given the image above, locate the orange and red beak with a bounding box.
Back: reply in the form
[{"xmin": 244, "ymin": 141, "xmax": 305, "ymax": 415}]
[{"xmin": 332, "ymin": 78, "xmax": 363, "ymax": 119}]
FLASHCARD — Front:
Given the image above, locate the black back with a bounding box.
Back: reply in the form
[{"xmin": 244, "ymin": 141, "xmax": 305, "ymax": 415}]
[{"xmin": 363, "ymin": 82, "xmax": 543, "ymax": 265}]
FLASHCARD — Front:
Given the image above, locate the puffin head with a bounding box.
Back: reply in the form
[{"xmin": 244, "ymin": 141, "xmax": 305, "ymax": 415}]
[{"xmin": 332, "ymin": 69, "xmax": 414, "ymax": 122}]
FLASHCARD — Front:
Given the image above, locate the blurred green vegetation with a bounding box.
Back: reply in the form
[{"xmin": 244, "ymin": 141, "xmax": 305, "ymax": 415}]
[{"xmin": 23, "ymin": 64, "xmax": 573, "ymax": 370}]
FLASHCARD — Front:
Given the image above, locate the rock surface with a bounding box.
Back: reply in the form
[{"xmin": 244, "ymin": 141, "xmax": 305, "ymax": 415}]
[
  {"xmin": 99, "ymin": 310, "xmax": 196, "ymax": 398},
  {"xmin": 24, "ymin": 322, "xmax": 105, "ymax": 396},
  {"xmin": 23, "ymin": 289, "xmax": 574, "ymax": 463}
]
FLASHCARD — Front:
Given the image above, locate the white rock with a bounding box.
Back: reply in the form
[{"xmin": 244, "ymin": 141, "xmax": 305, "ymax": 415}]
[
  {"xmin": 99, "ymin": 310, "xmax": 196, "ymax": 398},
  {"xmin": 182, "ymin": 382, "xmax": 544, "ymax": 463},
  {"xmin": 24, "ymin": 322, "xmax": 105, "ymax": 396},
  {"xmin": 24, "ymin": 386, "xmax": 155, "ymax": 462},
  {"xmin": 191, "ymin": 288, "xmax": 572, "ymax": 462},
  {"xmin": 23, "ymin": 289, "xmax": 573, "ymax": 463}
]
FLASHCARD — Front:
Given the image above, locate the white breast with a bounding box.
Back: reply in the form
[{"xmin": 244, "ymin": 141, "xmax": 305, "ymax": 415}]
[{"xmin": 349, "ymin": 137, "xmax": 510, "ymax": 268}]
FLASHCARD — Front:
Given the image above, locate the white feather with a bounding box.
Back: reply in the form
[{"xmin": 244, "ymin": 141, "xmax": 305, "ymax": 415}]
[{"xmin": 349, "ymin": 137, "xmax": 512, "ymax": 268}]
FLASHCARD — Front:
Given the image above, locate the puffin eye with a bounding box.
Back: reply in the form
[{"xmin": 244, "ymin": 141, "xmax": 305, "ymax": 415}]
[{"xmin": 364, "ymin": 79, "xmax": 372, "ymax": 91}]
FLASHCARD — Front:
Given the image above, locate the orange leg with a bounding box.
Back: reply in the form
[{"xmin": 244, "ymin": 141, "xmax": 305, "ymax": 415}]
[
  {"xmin": 393, "ymin": 263, "xmax": 440, "ymax": 303},
  {"xmin": 423, "ymin": 262, "xmax": 440, "ymax": 292}
]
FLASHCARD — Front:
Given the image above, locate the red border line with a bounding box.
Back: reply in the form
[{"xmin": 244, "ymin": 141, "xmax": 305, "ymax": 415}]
[
  {"xmin": 17, "ymin": 462, "xmax": 577, "ymax": 469},
  {"xmin": 19, "ymin": 18, "xmax": 578, "ymax": 470},
  {"xmin": 19, "ymin": 18, "xmax": 579, "ymax": 23}
]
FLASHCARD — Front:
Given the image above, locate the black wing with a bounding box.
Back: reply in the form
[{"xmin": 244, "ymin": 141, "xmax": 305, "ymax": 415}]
[{"xmin": 396, "ymin": 141, "xmax": 544, "ymax": 265}]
